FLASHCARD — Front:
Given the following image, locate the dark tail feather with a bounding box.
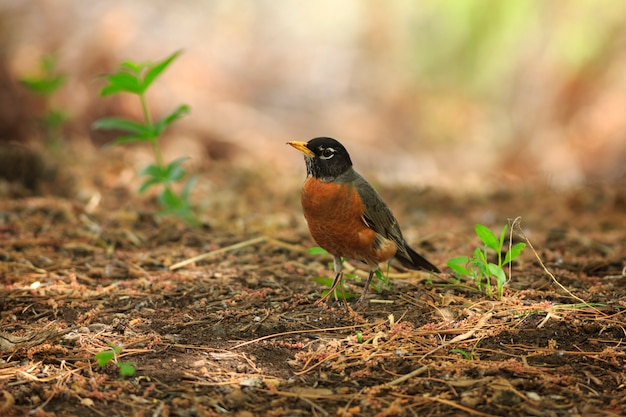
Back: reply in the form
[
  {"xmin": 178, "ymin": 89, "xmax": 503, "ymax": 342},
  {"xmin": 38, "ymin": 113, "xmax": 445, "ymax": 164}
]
[{"xmin": 396, "ymin": 242, "xmax": 440, "ymax": 273}]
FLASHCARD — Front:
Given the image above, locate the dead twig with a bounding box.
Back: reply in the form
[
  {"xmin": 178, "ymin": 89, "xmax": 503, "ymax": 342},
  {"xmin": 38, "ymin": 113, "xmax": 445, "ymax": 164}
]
[
  {"xmin": 169, "ymin": 236, "xmax": 268, "ymax": 270},
  {"xmin": 433, "ymin": 396, "xmax": 501, "ymax": 417},
  {"xmin": 169, "ymin": 236, "xmax": 324, "ymax": 271},
  {"xmin": 386, "ymin": 365, "xmax": 429, "ymax": 387},
  {"xmin": 514, "ymin": 224, "xmax": 603, "ymax": 315},
  {"xmin": 231, "ymin": 323, "xmax": 374, "ymax": 350},
  {"xmin": 508, "ymin": 216, "xmax": 522, "ymax": 282}
]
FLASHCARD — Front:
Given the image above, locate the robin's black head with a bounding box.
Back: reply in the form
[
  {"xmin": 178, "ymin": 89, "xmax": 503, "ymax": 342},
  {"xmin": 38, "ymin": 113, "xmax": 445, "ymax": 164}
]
[{"xmin": 287, "ymin": 137, "xmax": 353, "ymax": 179}]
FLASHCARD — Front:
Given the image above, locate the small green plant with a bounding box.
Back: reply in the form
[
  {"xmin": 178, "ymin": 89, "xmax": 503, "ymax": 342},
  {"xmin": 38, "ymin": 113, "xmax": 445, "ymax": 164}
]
[
  {"xmin": 309, "ymin": 247, "xmax": 356, "ymax": 299},
  {"xmin": 447, "ymin": 223, "xmax": 526, "ymax": 298},
  {"xmin": 308, "ymin": 246, "xmax": 391, "ymax": 299},
  {"xmin": 20, "ymin": 54, "xmax": 67, "ymax": 149},
  {"xmin": 449, "ymin": 348, "xmax": 473, "ymax": 360},
  {"xmin": 94, "ymin": 343, "xmax": 136, "ymax": 377},
  {"xmin": 93, "ymin": 50, "xmax": 196, "ymax": 223}
]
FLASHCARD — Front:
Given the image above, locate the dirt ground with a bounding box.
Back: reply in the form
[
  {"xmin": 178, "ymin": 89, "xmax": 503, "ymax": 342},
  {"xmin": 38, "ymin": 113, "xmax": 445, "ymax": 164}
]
[{"xmin": 1, "ymin": 158, "xmax": 625, "ymax": 417}]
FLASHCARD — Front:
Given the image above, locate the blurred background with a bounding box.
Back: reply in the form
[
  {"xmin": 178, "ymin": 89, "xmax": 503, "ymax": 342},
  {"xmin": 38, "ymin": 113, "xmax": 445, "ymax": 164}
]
[{"xmin": 1, "ymin": 0, "xmax": 626, "ymax": 195}]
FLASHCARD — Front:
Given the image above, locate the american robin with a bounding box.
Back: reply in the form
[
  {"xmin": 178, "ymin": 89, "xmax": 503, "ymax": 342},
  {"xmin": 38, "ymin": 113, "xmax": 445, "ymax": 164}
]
[{"xmin": 287, "ymin": 137, "xmax": 440, "ymax": 303}]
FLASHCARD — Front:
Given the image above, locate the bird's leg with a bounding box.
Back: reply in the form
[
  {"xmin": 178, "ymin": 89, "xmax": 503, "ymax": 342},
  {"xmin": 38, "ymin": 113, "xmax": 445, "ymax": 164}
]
[
  {"xmin": 357, "ymin": 268, "xmax": 376, "ymax": 304},
  {"xmin": 317, "ymin": 255, "xmax": 344, "ymax": 304},
  {"xmin": 328, "ymin": 255, "xmax": 345, "ymax": 301}
]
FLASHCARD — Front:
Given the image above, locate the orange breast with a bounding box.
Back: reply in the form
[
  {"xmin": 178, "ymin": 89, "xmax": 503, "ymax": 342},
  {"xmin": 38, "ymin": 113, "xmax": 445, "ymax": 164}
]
[{"xmin": 301, "ymin": 177, "xmax": 397, "ymax": 266}]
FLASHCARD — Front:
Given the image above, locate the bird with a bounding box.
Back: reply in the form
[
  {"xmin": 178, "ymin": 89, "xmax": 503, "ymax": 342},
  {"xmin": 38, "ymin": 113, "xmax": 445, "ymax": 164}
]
[{"xmin": 287, "ymin": 137, "xmax": 439, "ymax": 303}]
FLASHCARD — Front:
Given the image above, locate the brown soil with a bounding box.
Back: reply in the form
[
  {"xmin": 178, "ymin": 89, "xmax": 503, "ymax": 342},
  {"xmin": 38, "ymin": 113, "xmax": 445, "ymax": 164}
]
[{"xmin": 1, "ymin": 163, "xmax": 625, "ymax": 417}]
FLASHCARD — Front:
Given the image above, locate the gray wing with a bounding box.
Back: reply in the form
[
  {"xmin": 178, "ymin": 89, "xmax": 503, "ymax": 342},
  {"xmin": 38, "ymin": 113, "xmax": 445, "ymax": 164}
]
[
  {"xmin": 338, "ymin": 169, "xmax": 439, "ymax": 272},
  {"xmin": 351, "ymin": 172, "xmax": 404, "ymax": 245}
]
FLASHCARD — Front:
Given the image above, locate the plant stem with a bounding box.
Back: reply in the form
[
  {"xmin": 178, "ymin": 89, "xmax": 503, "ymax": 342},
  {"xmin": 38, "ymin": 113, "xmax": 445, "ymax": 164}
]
[
  {"xmin": 140, "ymin": 92, "xmax": 153, "ymax": 126},
  {"xmin": 140, "ymin": 92, "xmax": 164, "ymax": 169}
]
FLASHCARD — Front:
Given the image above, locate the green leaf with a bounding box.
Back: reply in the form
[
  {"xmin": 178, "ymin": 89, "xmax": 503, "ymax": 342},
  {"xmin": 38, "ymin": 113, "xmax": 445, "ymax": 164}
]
[
  {"xmin": 370, "ymin": 269, "xmax": 390, "ymax": 293},
  {"xmin": 503, "ymin": 242, "xmax": 526, "ymax": 265},
  {"xmin": 108, "ymin": 343, "xmax": 123, "ymax": 353},
  {"xmin": 94, "ymin": 350, "xmax": 115, "ymax": 367},
  {"xmin": 323, "ymin": 289, "xmax": 356, "ymax": 299},
  {"xmin": 311, "ymin": 275, "xmax": 356, "ymax": 298},
  {"xmin": 374, "ymin": 269, "xmax": 386, "ymax": 283},
  {"xmin": 120, "ymin": 61, "xmax": 145, "ymax": 74},
  {"xmin": 118, "ymin": 362, "xmax": 136, "ymax": 377},
  {"xmin": 143, "ymin": 50, "xmax": 183, "ymax": 91},
  {"xmin": 20, "ymin": 54, "xmax": 65, "ymax": 95},
  {"xmin": 158, "ymin": 188, "xmax": 187, "ymax": 210},
  {"xmin": 163, "ymin": 157, "xmax": 188, "ymax": 182},
  {"xmin": 153, "ymin": 104, "xmax": 190, "ymax": 136},
  {"xmin": 139, "ymin": 158, "xmax": 188, "ymax": 189},
  {"xmin": 93, "ymin": 117, "xmax": 157, "ymax": 144},
  {"xmin": 472, "ymin": 247, "xmax": 487, "ymax": 263},
  {"xmin": 100, "ymin": 72, "xmax": 143, "ymax": 95},
  {"xmin": 344, "ymin": 272, "xmax": 357, "ymax": 281},
  {"xmin": 138, "ymin": 176, "xmax": 162, "ymax": 193},
  {"xmin": 92, "ymin": 117, "xmax": 154, "ymax": 137},
  {"xmin": 450, "ymin": 348, "xmax": 472, "ymax": 360},
  {"xmin": 472, "ymin": 254, "xmax": 489, "ymax": 276},
  {"xmin": 164, "ymin": 167, "xmax": 186, "ymax": 183},
  {"xmin": 139, "ymin": 163, "xmax": 165, "ymax": 178},
  {"xmin": 475, "ymin": 224, "xmax": 499, "ymax": 251},
  {"xmin": 180, "ymin": 175, "xmax": 197, "ymax": 201},
  {"xmin": 113, "ymin": 135, "xmax": 156, "ymax": 145},
  {"xmin": 447, "ymin": 256, "xmax": 471, "ymax": 275},
  {"xmin": 488, "ymin": 263, "xmax": 507, "ymax": 285},
  {"xmin": 308, "ymin": 247, "xmax": 329, "ymax": 255},
  {"xmin": 155, "ymin": 186, "xmax": 194, "ymax": 221},
  {"xmin": 311, "ymin": 276, "xmax": 334, "ymax": 286},
  {"xmin": 498, "ymin": 224, "xmax": 509, "ymax": 249},
  {"xmin": 20, "ymin": 76, "xmax": 65, "ymax": 95}
]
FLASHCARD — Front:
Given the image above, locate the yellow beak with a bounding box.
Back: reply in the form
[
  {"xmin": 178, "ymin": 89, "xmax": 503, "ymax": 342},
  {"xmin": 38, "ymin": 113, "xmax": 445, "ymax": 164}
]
[{"xmin": 287, "ymin": 141, "xmax": 315, "ymax": 157}]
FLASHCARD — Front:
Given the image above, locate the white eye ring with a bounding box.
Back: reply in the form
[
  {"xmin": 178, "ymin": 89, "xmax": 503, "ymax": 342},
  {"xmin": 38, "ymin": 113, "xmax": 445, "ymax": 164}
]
[{"xmin": 319, "ymin": 147, "xmax": 335, "ymax": 160}]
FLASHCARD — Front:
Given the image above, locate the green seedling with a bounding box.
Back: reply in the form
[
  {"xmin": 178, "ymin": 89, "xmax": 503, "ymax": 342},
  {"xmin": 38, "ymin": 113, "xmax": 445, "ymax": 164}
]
[
  {"xmin": 93, "ymin": 50, "xmax": 196, "ymax": 223},
  {"xmin": 447, "ymin": 223, "xmax": 525, "ymax": 298},
  {"xmin": 449, "ymin": 348, "xmax": 473, "ymax": 360},
  {"xmin": 20, "ymin": 54, "xmax": 67, "ymax": 149},
  {"xmin": 94, "ymin": 343, "xmax": 136, "ymax": 377},
  {"xmin": 308, "ymin": 247, "xmax": 391, "ymax": 300}
]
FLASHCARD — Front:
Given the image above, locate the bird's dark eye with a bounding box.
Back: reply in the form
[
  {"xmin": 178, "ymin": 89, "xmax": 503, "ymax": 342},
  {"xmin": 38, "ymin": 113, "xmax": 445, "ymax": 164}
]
[{"xmin": 321, "ymin": 148, "xmax": 335, "ymax": 159}]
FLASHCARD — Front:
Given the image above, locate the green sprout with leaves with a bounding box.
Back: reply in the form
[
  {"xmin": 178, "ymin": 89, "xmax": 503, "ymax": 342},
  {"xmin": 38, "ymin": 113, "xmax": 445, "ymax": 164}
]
[
  {"xmin": 93, "ymin": 50, "xmax": 196, "ymax": 223},
  {"xmin": 94, "ymin": 343, "xmax": 136, "ymax": 377},
  {"xmin": 308, "ymin": 247, "xmax": 390, "ymax": 300},
  {"xmin": 447, "ymin": 223, "xmax": 525, "ymax": 298},
  {"xmin": 20, "ymin": 54, "xmax": 67, "ymax": 149}
]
